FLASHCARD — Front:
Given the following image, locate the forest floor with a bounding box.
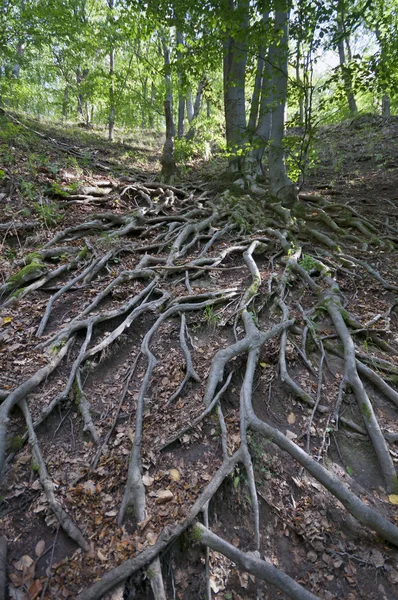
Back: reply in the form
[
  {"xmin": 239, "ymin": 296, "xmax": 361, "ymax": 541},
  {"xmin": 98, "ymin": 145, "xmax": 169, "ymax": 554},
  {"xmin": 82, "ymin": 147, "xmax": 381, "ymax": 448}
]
[{"xmin": 1, "ymin": 111, "xmax": 398, "ymax": 600}]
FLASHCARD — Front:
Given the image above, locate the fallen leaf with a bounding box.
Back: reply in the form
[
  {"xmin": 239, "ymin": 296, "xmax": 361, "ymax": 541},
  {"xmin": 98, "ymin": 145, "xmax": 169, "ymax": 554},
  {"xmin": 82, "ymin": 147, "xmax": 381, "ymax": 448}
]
[
  {"xmin": 146, "ymin": 531, "xmax": 158, "ymax": 545},
  {"xmin": 286, "ymin": 430, "xmax": 297, "ymax": 440},
  {"xmin": 142, "ymin": 475, "xmax": 154, "ymax": 486},
  {"xmin": 35, "ymin": 540, "xmax": 45, "ymax": 557},
  {"xmin": 169, "ymin": 468, "xmax": 180, "ymax": 482},
  {"xmin": 14, "ymin": 555, "xmax": 34, "ymax": 571},
  {"xmin": 287, "ymin": 412, "xmax": 296, "ymax": 425},
  {"xmin": 97, "ymin": 550, "xmax": 107, "ymax": 561},
  {"xmin": 105, "ymin": 510, "xmax": 118, "ymax": 517},
  {"xmin": 388, "ymin": 494, "xmax": 398, "ymax": 505},
  {"xmin": 28, "ymin": 579, "xmax": 43, "ymax": 599}
]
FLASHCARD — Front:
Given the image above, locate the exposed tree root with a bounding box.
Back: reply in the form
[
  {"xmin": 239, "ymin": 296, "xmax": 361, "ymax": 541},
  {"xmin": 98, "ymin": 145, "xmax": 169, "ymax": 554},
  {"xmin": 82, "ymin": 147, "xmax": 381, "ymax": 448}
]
[
  {"xmin": 19, "ymin": 399, "xmax": 89, "ymax": 551},
  {"xmin": 2, "ymin": 172, "xmax": 398, "ymax": 600},
  {"xmin": 196, "ymin": 523, "xmax": 320, "ymax": 600}
]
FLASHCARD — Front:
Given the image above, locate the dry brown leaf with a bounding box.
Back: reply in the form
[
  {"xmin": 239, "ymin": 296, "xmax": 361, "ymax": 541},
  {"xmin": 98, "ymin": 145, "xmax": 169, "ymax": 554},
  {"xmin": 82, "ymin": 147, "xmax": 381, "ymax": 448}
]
[
  {"xmin": 142, "ymin": 474, "xmax": 154, "ymax": 486},
  {"xmin": 97, "ymin": 550, "xmax": 107, "ymax": 561},
  {"xmin": 287, "ymin": 412, "xmax": 296, "ymax": 425},
  {"xmin": 35, "ymin": 540, "xmax": 45, "ymax": 558},
  {"xmin": 14, "ymin": 555, "xmax": 34, "ymax": 571},
  {"xmin": 28, "ymin": 579, "xmax": 43, "ymax": 599},
  {"xmin": 169, "ymin": 468, "xmax": 180, "ymax": 482}
]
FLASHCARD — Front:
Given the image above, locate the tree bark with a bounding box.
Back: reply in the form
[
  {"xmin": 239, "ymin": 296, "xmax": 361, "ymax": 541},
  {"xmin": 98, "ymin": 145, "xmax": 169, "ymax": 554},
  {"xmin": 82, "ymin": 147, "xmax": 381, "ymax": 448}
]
[
  {"xmin": 245, "ymin": 11, "xmax": 272, "ymax": 179},
  {"xmin": 185, "ymin": 77, "xmax": 206, "ymax": 140},
  {"xmin": 223, "ymin": 0, "xmax": 249, "ymax": 172},
  {"xmin": 161, "ymin": 99, "xmax": 176, "ymax": 181},
  {"xmin": 176, "ymin": 30, "xmax": 185, "ymax": 139},
  {"xmin": 248, "ymin": 46, "xmax": 264, "ymax": 134},
  {"xmin": 162, "ymin": 36, "xmax": 175, "ymax": 138},
  {"xmin": 107, "ymin": 0, "xmax": 116, "ymax": 141},
  {"xmin": 267, "ymin": 2, "xmax": 297, "ymax": 206}
]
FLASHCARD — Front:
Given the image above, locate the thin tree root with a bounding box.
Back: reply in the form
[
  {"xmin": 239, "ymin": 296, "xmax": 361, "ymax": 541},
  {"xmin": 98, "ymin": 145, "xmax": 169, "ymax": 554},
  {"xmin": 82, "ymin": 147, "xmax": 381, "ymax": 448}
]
[{"xmin": 19, "ymin": 399, "xmax": 89, "ymax": 551}]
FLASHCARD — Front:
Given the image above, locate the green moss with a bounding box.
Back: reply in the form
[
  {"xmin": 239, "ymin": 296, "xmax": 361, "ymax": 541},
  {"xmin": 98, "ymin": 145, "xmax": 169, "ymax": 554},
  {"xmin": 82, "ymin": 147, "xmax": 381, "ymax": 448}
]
[
  {"xmin": 360, "ymin": 403, "xmax": 372, "ymax": 421},
  {"xmin": 11, "ymin": 287, "xmax": 26, "ymax": 299},
  {"xmin": 31, "ymin": 463, "xmax": 40, "ymax": 473},
  {"xmin": 6, "ymin": 259, "xmax": 44, "ymax": 290},
  {"xmin": 9, "ymin": 435, "xmax": 24, "ymax": 452},
  {"xmin": 24, "ymin": 252, "xmax": 42, "ymax": 264},
  {"xmin": 190, "ymin": 524, "xmax": 203, "ymax": 542},
  {"xmin": 77, "ymin": 246, "xmax": 89, "ymax": 260}
]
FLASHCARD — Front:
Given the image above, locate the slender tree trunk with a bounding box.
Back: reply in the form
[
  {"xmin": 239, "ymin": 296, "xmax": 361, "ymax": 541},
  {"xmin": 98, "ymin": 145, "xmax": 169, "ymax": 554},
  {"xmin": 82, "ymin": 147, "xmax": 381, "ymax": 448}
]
[
  {"xmin": 108, "ymin": 0, "xmax": 116, "ymax": 141},
  {"xmin": 176, "ymin": 30, "xmax": 185, "ymax": 139},
  {"xmin": 207, "ymin": 98, "xmax": 211, "ymax": 118},
  {"xmin": 337, "ymin": 2, "xmax": 357, "ymax": 114},
  {"xmin": 223, "ymin": 0, "xmax": 249, "ymax": 172},
  {"xmin": 245, "ymin": 12, "xmax": 272, "ymax": 180},
  {"xmin": 108, "ymin": 47, "xmax": 115, "ymax": 140},
  {"xmin": 161, "ymin": 99, "xmax": 176, "ymax": 181},
  {"xmin": 141, "ymin": 78, "xmax": 147, "ymax": 128},
  {"xmin": 62, "ymin": 87, "xmax": 69, "ymax": 120},
  {"xmin": 375, "ymin": 25, "xmax": 391, "ymax": 117},
  {"xmin": 296, "ymin": 38, "xmax": 304, "ymax": 125},
  {"xmin": 186, "ymin": 92, "xmax": 194, "ymax": 122},
  {"xmin": 162, "ymin": 37, "xmax": 175, "ymax": 137},
  {"xmin": 185, "ymin": 78, "xmax": 206, "ymax": 140},
  {"xmin": 161, "ymin": 34, "xmax": 176, "ymax": 181},
  {"xmin": 267, "ymin": 2, "xmax": 297, "ymax": 207},
  {"xmin": 149, "ymin": 82, "xmax": 155, "ymax": 128},
  {"xmin": 11, "ymin": 42, "xmax": 24, "ymax": 78},
  {"xmin": 248, "ymin": 46, "xmax": 264, "ymax": 134},
  {"xmin": 381, "ymin": 94, "xmax": 391, "ymax": 118}
]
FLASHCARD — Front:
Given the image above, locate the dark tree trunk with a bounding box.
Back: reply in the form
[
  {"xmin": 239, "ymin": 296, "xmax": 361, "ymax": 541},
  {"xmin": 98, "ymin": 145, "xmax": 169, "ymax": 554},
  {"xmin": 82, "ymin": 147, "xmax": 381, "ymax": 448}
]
[{"xmin": 161, "ymin": 99, "xmax": 176, "ymax": 181}]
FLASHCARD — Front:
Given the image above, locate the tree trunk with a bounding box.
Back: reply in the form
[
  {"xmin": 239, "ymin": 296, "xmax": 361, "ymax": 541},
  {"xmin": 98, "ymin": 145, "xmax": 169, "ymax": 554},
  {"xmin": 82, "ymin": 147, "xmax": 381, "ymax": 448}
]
[
  {"xmin": 375, "ymin": 25, "xmax": 391, "ymax": 118},
  {"xmin": 185, "ymin": 78, "xmax": 206, "ymax": 141},
  {"xmin": 176, "ymin": 30, "xmax": 185, "ymax": 139},
  {"xmin": 161, "ymin": 99, "xmax": 176, "ymax": 182},
  {"xmin": 149, "ymin": 83, "xmax": 155, "ymax": 129},
  {"xmin": 62, "ymin": 87, "xmax": 69, "ymax": 120},
  {"xmin": 108, "ymin": 48, "xmax": 115, "ymax": 141},
  {"xmin": 337, "ymin": 3, "xmax": 357, "ymax": 114},
  {"xmin": 267, "ymin": 2, "xmax": 297, "ymax": 207},
  {"xmin": 296, "ymin": 38, "xmax": 304, "ymax": 125},
  {"xmin": 223, "ymin": 0, "xmax": 249, "ymax": 172},
  {"xmin": 162, "ymin": 37, "xmax": 175, "ymax": 138},
  {"xmin": 382, "ymin": 94, "xmax": 391, "ymax": 118},
  {"xmin": 248, "ymin": 46, "xmax": 264, "ymax": 134},
  {"xmin": 108, "ymin": 0, "xmax": 116, "ymax": 141},
  {"xmin": 11, "ymin": 42, "xmax": 24, "ymax": 78},
  {"xmin": 186, "ymin": 92, "xmax": 194, "ymax": 122},
  {"xmin": 244, "ymin": 12, "xmax": 272, "ymax": 180},
  {"xmin": 141, "ymin": 78, "xmax": 147, "ymax": 128}
]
